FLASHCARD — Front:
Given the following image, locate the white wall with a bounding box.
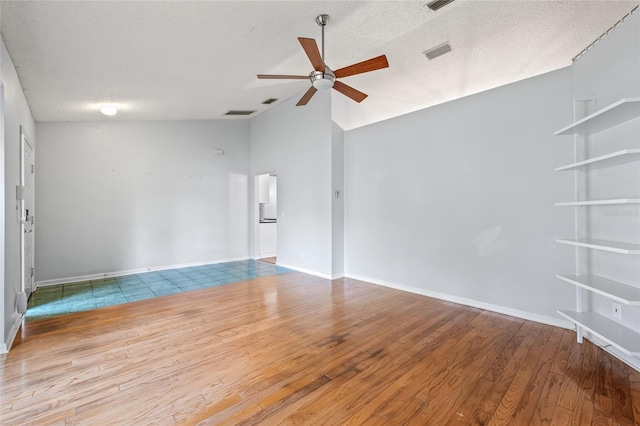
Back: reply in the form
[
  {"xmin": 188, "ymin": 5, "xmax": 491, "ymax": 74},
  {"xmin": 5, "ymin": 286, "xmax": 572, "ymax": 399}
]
[
  {"xmin": 344, "ymin": 68, "xmax": 575, "ymax": 324},
  {"xmin": 250, "ymin": 90, "xmax": 333, "ymax": 277},
  {"xmin": 572, "ymin": 11, "xmax": 640, "ymax": 110},
  {"xmin": 331, "ymin": 122, "xmax": 345, "ymax": 278},
  {"xmin": 331, "ymin": 90, "xmax": 381, "ymax": 131},
  {"xmin": 35, "ymin": 120, "xmax": 250, "ymax": 283},
  {"xmin": 568, "ymin": 11, "xmax": 640, "ymax": 368},
  {"xmin": 1, "ymin": 37, "xmax": 36, "ymax": 351}
]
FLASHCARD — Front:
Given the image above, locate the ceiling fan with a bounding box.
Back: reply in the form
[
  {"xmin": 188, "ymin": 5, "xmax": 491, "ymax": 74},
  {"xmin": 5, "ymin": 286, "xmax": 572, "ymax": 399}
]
[{"xmin": 257, "ymin": 14, "xmax": 389, "ymax": 106}]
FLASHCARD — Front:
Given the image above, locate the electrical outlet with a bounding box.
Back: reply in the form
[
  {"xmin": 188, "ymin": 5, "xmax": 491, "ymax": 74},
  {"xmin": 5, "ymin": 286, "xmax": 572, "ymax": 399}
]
[{"xmin": 612, "ymin": 302, "xmax": 622, "ymax": 321}]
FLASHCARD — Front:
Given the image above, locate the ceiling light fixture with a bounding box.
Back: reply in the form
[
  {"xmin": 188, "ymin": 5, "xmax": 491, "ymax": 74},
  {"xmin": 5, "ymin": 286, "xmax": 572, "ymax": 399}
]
[
  {"xmin": 310, "ymin": 69, "xmax": 335, "ymax": 90},
  {"xmin": 256, "ymin": 13, "xmax": 388, "ymax": 106},
  {"xmin": 100, "ymin": 105, "xmax": 118, "ymax": 116}
]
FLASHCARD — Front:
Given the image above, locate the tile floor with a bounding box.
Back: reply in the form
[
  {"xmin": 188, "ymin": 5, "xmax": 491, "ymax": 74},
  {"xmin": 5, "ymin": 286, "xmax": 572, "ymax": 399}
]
[{"xmin": 27, "ymin": 259, "xmax": 292, "ymax": 321}]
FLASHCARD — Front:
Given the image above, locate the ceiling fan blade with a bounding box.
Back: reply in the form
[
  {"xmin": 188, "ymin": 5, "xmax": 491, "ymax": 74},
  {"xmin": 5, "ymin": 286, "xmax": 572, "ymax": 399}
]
[
  {"xmin": 257, "ymin": 74, "xmax": 309, "ymax": 80},
  {"xmin": 296, "ymin": 86, "xmax": 318, "ymax": 106},
  {"xmin": 334, "ymin": 55, "xmax": 389, "ymax": 78},
  {"xmin": 298, "ymin": 37, "xmax": 325, "ymax": 72},
  {"xmin": 333, "ymin": 81, "xmax": 368, "ymax": 103}
]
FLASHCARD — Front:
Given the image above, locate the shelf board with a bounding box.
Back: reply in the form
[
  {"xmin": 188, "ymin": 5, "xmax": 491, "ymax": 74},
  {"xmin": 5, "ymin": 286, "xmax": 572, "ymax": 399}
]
[
  {"xmin": 555, "ymin": 98, "xmax": 640, "ymax": 136},
  {"xmin": 557, "ymin": 275, "xmax": 640, "ymax": 305},
  {"xmin": 555, "ymin": 199, "xmax": 640, "ymax": 206},
  {"xmin": 556, "ymin": 238, "xmax": 640, "ymax": 254},
  {"xmin": 555, "ymin": 149, "xmax": 640, "ymax": 171},
  {"xmin": 558, "ymin": 310, "xmax": 640, "ymax": 356}
]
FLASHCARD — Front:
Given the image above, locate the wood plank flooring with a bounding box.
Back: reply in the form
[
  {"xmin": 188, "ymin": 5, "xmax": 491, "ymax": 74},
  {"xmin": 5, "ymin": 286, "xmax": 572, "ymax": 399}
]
[{"xmin": 1, "ymin": 273, "xmax": 638, "ymax": 425}]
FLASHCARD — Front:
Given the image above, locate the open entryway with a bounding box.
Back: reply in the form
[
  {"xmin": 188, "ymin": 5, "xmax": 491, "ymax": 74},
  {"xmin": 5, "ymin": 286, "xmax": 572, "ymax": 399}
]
[{"xmin": 257, "ymin": 172, "xmax": 277, "ymax": 262}]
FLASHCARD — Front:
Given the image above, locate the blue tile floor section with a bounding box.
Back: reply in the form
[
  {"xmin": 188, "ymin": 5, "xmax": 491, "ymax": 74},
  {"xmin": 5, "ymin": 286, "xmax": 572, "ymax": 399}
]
[{"xmin": 26, "ymin": 259, "xmax": 292, "ymax": 321}]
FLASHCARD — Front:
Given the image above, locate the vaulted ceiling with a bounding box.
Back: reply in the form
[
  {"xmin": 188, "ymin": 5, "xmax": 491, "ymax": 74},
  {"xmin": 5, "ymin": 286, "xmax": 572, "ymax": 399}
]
[{"xmin": 1, "ymin": 1, "xmax": 638, "ymax": 123}]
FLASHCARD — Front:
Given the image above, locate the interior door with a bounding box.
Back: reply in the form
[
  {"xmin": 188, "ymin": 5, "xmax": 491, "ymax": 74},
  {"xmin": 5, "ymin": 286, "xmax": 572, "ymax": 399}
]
[{"xmin": 21, "ymin": 128, "xmax": 34, "ymax": 295}]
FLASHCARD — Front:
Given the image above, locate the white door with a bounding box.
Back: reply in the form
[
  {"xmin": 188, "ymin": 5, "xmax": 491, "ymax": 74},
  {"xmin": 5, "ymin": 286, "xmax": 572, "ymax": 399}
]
[{"xmin": 21, "ymin": 128, "xmax": 34, "ymax": 295}]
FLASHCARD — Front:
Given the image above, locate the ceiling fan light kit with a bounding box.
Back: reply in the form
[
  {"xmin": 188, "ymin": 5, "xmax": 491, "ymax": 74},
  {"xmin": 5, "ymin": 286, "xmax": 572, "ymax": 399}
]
[
  {"xmin": 257, "ymin": 14, "xmax": 389, "ymax": 106},
  {"xmin": 310, "ymin": 69, "xmax": 335, "ymax": 90}
]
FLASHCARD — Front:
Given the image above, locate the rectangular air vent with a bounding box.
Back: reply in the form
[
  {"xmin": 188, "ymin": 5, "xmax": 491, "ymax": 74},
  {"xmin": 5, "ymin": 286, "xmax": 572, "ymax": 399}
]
[
  {"xmin": 262, "ymin": 98, "xmax": 278, "ymax": 105},
  {"xmin": 426, "ymin": 0, "xmax": 454, "ymax": 11},
  {"xmin": 423, "ymin": 42, "xmax": 452, "ymax": 60},
  {"xmin": 224, "ymin": 110, "xmax": 256, "ymax": 116}
]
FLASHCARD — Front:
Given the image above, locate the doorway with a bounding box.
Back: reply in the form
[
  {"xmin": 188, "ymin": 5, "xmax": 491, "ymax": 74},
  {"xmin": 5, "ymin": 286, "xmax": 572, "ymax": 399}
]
[
  {"xmin": 20, "ymin": 126, "xmax": 34, "ymax": 297},
  {"xmin": 257, "ymin": 172, "xmax": 277, "ymax": 262}
]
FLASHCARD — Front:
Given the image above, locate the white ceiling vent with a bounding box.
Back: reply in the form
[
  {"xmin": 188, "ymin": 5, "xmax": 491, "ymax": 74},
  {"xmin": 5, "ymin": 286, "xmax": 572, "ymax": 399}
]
[
  {"xmin": 224, "ymin": 110, "xmax": 256, "ymax": 116},
  {"xmin": 426, "ymin": 0, "xmax": 455, "ymax": 12},
  {"xmin": 423, "ymin": 42, "xmax": 452, "ymax": 60}
]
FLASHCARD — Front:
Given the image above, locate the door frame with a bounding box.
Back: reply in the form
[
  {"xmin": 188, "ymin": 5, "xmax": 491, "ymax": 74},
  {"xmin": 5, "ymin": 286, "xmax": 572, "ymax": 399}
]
[
  {"xmin": 253, "ymin": 171, "xmax": 277, "ymax": 261},
  {"xmin": 252, "ymin": 174, "xmax": 261, "ymax": 259},
  {"xmin": 1, "ymin": 80, "xmax": 5, "ymax": 346},
  {"xmin": 20, "ymin": 126, "xmax": 34, "ymax": 296}
]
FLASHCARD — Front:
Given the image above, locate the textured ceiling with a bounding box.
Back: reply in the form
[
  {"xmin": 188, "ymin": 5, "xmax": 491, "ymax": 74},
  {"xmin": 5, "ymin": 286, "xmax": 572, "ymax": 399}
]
[{"xmin": 0, "ymin": 1, "xmax": 638, "ymax": 124}]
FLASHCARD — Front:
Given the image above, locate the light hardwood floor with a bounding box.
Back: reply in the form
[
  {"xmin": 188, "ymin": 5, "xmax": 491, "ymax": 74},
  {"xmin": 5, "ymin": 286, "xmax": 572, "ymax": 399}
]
[{"xmin": 1, "ymin": 273, "xmax": 639, "ymax": 425}]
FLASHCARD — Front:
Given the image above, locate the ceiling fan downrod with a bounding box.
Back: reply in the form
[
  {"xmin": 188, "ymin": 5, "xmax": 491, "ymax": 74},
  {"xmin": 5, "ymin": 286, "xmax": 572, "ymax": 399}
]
[{"xmin": 315, "ymin": 14, "xmax": 329, "ymax": 64}]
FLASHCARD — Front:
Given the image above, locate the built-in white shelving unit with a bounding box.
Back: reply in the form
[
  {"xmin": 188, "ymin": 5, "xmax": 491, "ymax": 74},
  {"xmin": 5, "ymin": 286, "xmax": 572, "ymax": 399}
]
[
  {"xmin": 555, "ymin": 96, "xmax": 640, "ymax": 362},
  {"xmin": 555, "ymin": 199, "xmax": 640, "ymax": 206},
  {"xmin": 556, "ymin": 238, "xmax": 640, "ymax": 254},
  {"xmin": 556, "ymin": 275, "xmax": 640, "ymax": 305},
  {"xmin": 554, "ymin": 97, "xmax": 640, "ymax": 136},
  {"xmin": 557, "ymin": 310, "xmax": 640, "ymax": 356},
  {"xmin": 555, "ymin": 148, "xmax": 640, "ymax": 171}
]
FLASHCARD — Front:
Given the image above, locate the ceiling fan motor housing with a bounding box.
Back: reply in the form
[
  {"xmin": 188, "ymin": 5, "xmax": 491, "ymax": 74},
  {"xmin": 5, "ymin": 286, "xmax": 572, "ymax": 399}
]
[{"xmin": 310, "ymin": 68, "xmax": 335, "ymax": 90}]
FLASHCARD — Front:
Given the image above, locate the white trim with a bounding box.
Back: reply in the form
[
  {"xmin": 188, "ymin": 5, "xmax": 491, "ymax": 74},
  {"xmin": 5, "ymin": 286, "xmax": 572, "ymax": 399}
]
[
  {"xmin": 259, "ymin": 251, "xmax": 277, "ymax": 259},
  {"xmin": 344, "ymin": 273, "xmax": 573, "ymax": 329},
  {"xmin": 35, "ymin": 256, "xmax": 251, "ymax": 287},
  {"xmin": 331, "ymin": 273, "xmax": 345, "ymax": 280},
  {"xmin": 276, "ymin": 262, "xmax": 333, "ymax": 280},
  {"xmin": 0, "ymin": 79, "xmax": 5, "ymax": 352},
  {"xmin": 1, "ymin": 314, "xmax": 23, "ymax": 354},
  {"xmin": 252, "ymin": 175, "xmax": 261, "ymax": 260},
  {"xmin": 19, "ymin": 126, "xmax": 35, "ymax": 297}
]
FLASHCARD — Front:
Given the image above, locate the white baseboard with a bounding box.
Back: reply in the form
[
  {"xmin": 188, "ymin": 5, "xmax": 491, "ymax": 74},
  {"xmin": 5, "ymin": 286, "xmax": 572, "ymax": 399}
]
[
  {"xmin": 35, "ymin": 256, "xmax": 251, "ymax": 288},
  {"xmin": 1, "ymin": 314, "xmax": 23, "ymax": 354},
  {"xmin": 276, "ymin": 262, "xmax": 333, "ymax": 280},
  {"xmin": 257, "ymin": 260, "xmax": 343, "ymax": 280},
  {"xmin": 344, "ymin": 273, "xmax": 573, "ymax": 330},
  {"xmin": 587, "ymin": 334, "xmax": 640, "ymax": 372},
  {"xmin": 259, "ymin": 252, "xmax": 277, "ymax": 259}
]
